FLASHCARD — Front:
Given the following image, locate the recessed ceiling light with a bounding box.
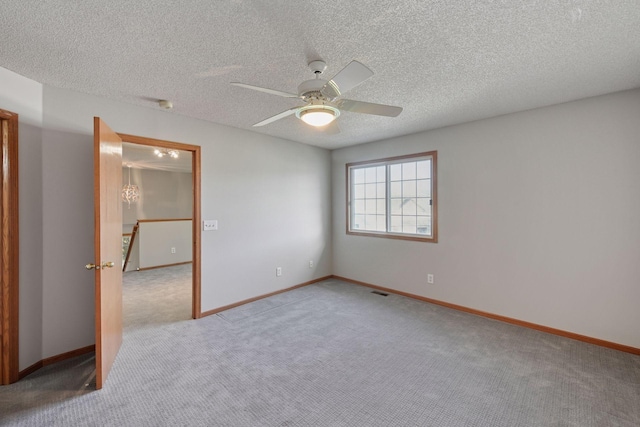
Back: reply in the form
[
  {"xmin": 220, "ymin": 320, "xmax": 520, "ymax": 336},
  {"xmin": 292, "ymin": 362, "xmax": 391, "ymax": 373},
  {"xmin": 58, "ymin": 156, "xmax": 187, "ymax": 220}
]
[{"xmin": 154, "ymin": 148, "xmax": 179, "ymax": 158}]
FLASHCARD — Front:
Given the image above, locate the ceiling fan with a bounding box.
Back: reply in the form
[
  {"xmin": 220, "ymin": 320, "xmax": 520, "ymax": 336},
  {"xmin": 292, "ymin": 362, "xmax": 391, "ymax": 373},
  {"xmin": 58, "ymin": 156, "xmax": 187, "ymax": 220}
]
[{"xmin": 231, "ymin": 60, "xmax": 403, "ymax": 129}]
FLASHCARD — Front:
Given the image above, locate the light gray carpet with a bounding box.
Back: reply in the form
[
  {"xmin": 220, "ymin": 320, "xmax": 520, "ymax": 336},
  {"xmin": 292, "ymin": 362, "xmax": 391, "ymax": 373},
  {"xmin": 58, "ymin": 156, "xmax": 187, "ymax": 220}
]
[
  {"xmin": 1, "ymin": 272, "xmax": 639, "ymax": 426},
  {"xmin": 122, "ymin": 264, "xmax": 192, "ymax": 329}
]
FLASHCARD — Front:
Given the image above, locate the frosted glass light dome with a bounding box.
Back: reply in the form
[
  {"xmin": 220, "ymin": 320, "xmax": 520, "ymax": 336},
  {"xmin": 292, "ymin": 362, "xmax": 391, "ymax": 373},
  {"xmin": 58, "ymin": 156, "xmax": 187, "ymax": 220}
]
[{"xmin": 297, "ymin": 105, "xmax": 340, "ymax": 127}]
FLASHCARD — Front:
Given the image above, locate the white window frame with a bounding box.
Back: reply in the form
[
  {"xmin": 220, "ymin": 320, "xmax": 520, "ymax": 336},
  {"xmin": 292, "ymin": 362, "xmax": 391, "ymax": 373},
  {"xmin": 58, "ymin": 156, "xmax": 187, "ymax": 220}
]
[{"xmin": 346, "ymin": 151, "xmax": 438, "ymax": 243}]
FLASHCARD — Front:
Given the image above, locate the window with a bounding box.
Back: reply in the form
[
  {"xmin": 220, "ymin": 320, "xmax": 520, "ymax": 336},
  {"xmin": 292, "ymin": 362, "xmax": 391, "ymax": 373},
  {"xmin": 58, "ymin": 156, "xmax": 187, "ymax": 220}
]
[{"xmin": 347, "ymin": 151, "xmax": 437, "ymax": 242}]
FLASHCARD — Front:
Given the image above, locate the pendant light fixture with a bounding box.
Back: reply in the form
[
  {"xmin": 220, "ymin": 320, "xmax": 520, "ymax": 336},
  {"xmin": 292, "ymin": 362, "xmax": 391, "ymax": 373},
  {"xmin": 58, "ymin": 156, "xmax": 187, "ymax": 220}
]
[{"xmin": 121, "ymin": 163, "xmax": 140, "ymax": 208}]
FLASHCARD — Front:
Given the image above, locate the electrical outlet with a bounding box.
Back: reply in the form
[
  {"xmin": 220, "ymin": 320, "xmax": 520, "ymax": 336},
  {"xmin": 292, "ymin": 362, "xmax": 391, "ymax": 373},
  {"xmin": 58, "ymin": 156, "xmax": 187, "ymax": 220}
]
[
  {"xmin": 203, "ymin": 220, "xmax": 218, "ymax": 231},
  {"xmin": 309, "ymin": 260, "xmax": 314, "ymax": 268},
  {"xmin": 276, "ymin": 267, "xmax": 282, "ymax": 277},
  {"xmin": 171, "ymin": 247, "xmax": 176, "ymax": 254},
  {"xmin": 427, "ymin": 274, "xmax": 434, "ymax": 284}
]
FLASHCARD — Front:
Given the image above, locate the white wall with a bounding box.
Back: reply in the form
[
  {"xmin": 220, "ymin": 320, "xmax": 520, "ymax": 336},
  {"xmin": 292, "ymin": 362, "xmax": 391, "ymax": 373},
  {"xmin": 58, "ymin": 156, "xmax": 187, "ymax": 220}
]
[
  {"xmin": 122, "ymin": 168, "xmax": 193, "ymax": 229},
  {"xmin": 40, "ymin": 85, "xmax": 332, "ymax": 358},
  {"xmin": 122, "ymin": 168, "xmax": 192, "ymax": 272},
  {"xmin": 200, "ymin": 121, "xmax": 333, "ymax": 309},
  {"xmin": 332, "ymin": 89, "xmax": 640, "ymax": 349},
  {"xmin": 0, "ymin": 67, "xmax": 44, "ymax": 370},
  {"xmin": 139, "ymin": 220, "xmax": 192, "ymax": 269}
]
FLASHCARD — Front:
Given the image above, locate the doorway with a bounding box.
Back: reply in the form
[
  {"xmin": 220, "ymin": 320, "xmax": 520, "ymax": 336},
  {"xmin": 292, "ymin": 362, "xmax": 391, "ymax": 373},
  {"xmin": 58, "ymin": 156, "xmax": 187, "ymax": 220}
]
[
  {"xmin": 118, "ymin": 134, "xmax": 202, "ymax": 320},
  {"xmin": 121, "ymin": 144, "xmax": 193, "ymax": 326},
  {"xmin": 94, "ymin": 120, "xmax": 203, "ymax": 389},
  {"xmin": 0, "ymin": 108, "xmax": 19, "ymax": 385}
]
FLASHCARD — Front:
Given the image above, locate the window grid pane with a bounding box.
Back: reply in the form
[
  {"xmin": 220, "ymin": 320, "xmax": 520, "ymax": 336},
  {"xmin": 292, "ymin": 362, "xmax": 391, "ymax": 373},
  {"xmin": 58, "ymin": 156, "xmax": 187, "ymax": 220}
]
[
  {"xmin": 402, "ymin": 198, "xmax": 417, "ymax": 216},
  {"xmin": 390, "ymin": 198, "xmax": 402, "ymax": 215},
  {"xmin": 349, "ymin": 153, "xmax": 435, "ymax": 240},
  {"xmin": 350, "ymin": 165, "xmax": 386, "ymax": 231},
  {"xmin": 391, "ymin": 160, "xmax": 432, "ymax": 237},
  {"xmin": 390, "ymin": 164, "xmax": 402, "ymax": 181}
]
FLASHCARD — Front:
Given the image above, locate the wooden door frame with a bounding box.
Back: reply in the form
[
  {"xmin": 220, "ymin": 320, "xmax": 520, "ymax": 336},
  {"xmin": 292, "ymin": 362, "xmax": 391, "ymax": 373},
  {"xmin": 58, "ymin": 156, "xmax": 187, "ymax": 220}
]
[
  {"xmin": 118, "ymin": 133, "xmax": 202, "ymax": 318},
  {"xmin": 1, "ymin": 109, "xmax": 19, "ymax": 384}
]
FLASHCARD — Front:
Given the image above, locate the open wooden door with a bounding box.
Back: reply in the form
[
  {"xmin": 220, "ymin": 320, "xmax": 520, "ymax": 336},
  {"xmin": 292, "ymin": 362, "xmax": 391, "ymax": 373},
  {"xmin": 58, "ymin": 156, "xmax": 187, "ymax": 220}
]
[{"xmin": 90, "ymin": 117, "xmax": 123, "ymax": 389}]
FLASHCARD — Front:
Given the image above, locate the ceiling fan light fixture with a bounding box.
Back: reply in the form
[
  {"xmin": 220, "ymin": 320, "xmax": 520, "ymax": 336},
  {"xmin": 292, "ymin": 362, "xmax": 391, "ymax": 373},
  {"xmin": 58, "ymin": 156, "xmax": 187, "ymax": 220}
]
[{"xmin": 296, "ymin": 105, "xmax": 340, "ymax": 127}]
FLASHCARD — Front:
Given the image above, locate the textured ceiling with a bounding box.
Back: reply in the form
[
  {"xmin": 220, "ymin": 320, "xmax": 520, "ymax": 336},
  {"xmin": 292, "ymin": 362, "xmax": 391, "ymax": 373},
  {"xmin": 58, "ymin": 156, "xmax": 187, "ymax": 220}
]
[{"xmin": 1, "ymin": 1, "xmax": 640, "ymax": 150}]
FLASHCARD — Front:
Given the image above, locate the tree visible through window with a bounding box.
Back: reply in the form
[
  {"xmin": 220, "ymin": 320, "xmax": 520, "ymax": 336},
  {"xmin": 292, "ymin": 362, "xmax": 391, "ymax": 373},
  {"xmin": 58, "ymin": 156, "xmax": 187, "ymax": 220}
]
[{"xmin": 347, "ymin": 151, "xmax": 437, "ymax": 242}]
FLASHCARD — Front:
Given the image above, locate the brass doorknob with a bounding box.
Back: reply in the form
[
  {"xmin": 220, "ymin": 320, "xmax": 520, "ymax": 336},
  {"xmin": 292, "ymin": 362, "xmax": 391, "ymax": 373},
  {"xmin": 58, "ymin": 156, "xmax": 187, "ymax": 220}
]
[
  {"xmin": 85, "ymin": 263, "xmax": 100, "ymax": 270},
  {"xmin": 101, "ymin": 261, "xmax": 115, "ymax": 269}
]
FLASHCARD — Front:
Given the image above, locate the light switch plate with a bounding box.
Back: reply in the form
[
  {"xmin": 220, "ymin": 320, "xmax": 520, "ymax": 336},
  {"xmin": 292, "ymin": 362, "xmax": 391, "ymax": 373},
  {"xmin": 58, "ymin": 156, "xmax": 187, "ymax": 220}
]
[{"xmin": 203, "ymin": 220, "xmax": 218, "ymax": 231}]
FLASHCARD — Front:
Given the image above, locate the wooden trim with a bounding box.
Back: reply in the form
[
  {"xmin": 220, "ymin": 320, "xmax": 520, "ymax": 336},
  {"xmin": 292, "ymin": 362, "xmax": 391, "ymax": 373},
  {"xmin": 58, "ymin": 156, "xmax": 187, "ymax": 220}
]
[
  {"xmin": 118, "ymin": 133, "xmax": 202, "ymax": 320},
  {"xmin": 42, "ymin": 344, "xmax": 95, "ymax": 367},
  {"xmin": 200, "ymin": 276, "xmax": 332, "ymax": 318},
  {"xmin": 1, "ymin": 108, "xmax": 19, "ymax": 385},
  {"xmin": 346, "ymin": 151, "xmax": 438, "ymax": 168},
  {"xmin": 19, "ymin": 345, "xmax": 95, "ymax": 380},
  {"xmin": 17, "ymin": 360, "xmax": 42, "ymax": 381},
  {"xmin": 332, "ymin": 275, "xmax": 640, "ymax": 356},
  {"xmin": 138, "ymin": 261, "xmax": 192, "ymax": 271},
  {"xmin": 192, "ymin": 147, "xmax": 201, "ymax": 319},
  {"xmin": 430, "ymin": 151, "xmax": 438, "ymax": 242},
  {"xmin": 122, "ymin": 222, "xmax": 138, "ymax": 272},
  {"xmin": 345, "ymin": 150, "xmax": 438, "ymax": 243},
  {"xmin": 345, "ymin": 230, "xmax": 438, "ymax": 243},
  {"xmin": 117, "ymin": 133, "xmax": 200, "ymax": 152},
  {"xmin": 137, "ymin": 218, "xmax": 192, "ymax": 223},
  {"xmin": 122, "ymin": 233, "xmax": 132, "ymax": 237},
  {"xmin": 344, "ymin": 161, "xmax": 349, "ymax": 238}
]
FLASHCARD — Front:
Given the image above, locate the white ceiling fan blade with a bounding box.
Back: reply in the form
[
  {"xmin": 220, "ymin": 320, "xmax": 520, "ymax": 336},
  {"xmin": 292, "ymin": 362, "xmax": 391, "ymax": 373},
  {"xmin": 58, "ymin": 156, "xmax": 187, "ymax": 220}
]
[
  {"xmin": 338, "ymin": 99, "xmax": 403, "ymax": 117},
  {"xmin": 231, "ymin": 82, "xmax": 301, "ymax": 99},
  {"xmin": 321, "ymin": 61, "xmax": 374, "ymax": 99},
  {"xmin": 253, "ymin": 107, "xmax": 299, "ymax": 127}
]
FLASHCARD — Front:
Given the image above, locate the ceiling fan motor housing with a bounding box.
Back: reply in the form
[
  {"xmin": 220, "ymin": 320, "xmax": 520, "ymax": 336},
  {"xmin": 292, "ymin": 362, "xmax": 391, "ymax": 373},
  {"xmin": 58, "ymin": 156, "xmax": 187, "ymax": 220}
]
[
  {"xmin": 298, "ymin": 79, "xmax": 328, "ymax": 98},
  {"xmin": 308, "ymin": 60, "xmax": 327, "ymax": 75}
]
